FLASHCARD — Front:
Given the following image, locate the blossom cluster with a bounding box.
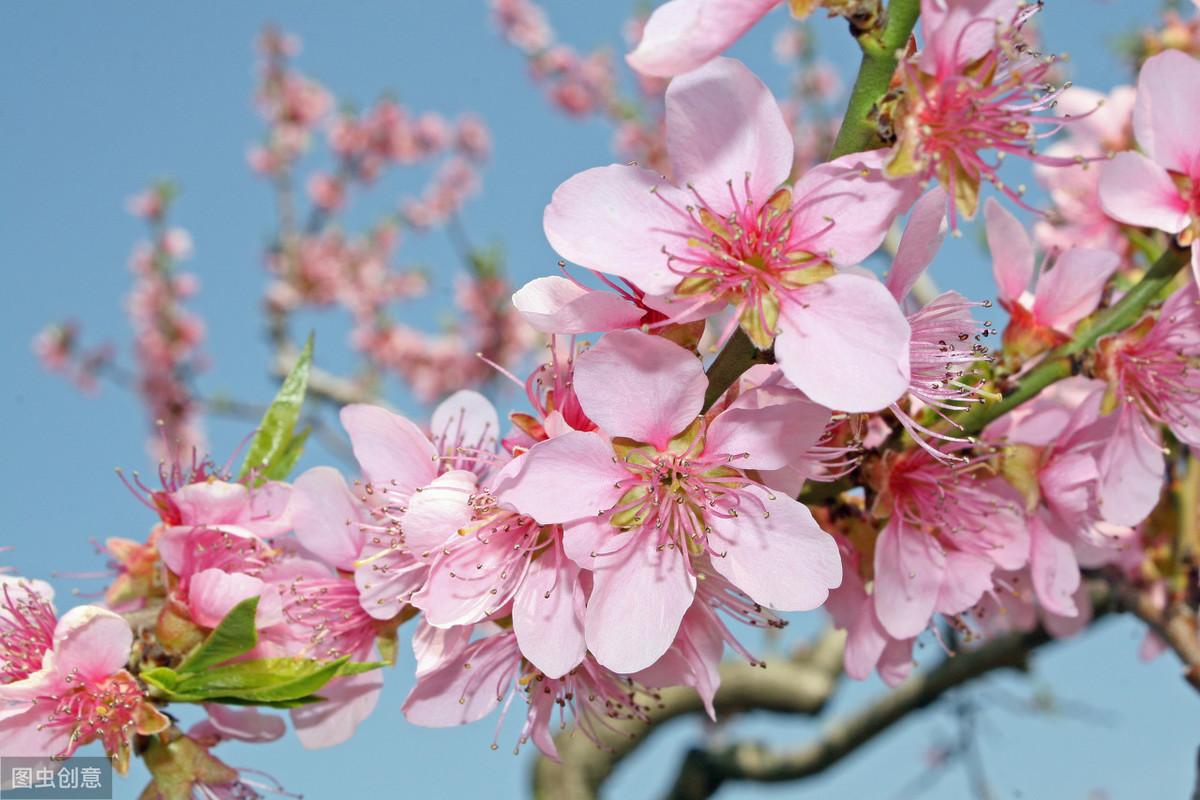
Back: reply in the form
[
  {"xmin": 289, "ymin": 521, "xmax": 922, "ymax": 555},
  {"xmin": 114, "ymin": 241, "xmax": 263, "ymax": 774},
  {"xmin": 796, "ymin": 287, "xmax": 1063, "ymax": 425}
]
[{"xmin": 19, "ymin": 0, "xmax": 1200, "ymax": 794}]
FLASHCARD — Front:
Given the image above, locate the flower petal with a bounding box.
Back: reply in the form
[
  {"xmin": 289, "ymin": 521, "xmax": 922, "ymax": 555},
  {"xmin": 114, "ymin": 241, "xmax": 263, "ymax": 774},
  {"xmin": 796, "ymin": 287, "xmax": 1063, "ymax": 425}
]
[
  {"xmin": 886, "ymin": 187, "xmax": 948, "ymax": 301},
  {"xmin": 403, "ymin": 470, "xmax": 479, "ymax": 554},
  {"xmin": 53, "ymin": 606, "xmax": 132, "ymax": 682},
  {"xmin": 1098, "ymin": 151, "xmax": 1189, "ymax": 234},
  {"xmin": 585, "ymin": 537, "xmax": 696, "ymax": 672},
  {"xmin": 512, "ymin": 276, "xmax": 644, "ymax": 334},
  {"xmin": 291, "ymin": 467, "xmax": 364, "ymax": 572},
  {"xmin": 1133, "ymin": 49, "xmax": 1200, "ymax": 175},
  {"xmin": 1031, "ymin": 248, "xmax": 1121, "ymax": 334},
  {"xmin": 402, "ymin": 634, "xmax": 520, "ymax": 728},
  {"xmin": 339, "ymin": 404, "xmax": 438, "ymax": 496},
  {"xmin": 513, "ymin": 556, "xmax": 587, "ymax": 679},
  {"xmin": 872, "ymin": 518, "xmax": 945, "ymax": 639},
  {"xmin": 665, "ymin": 57, "xmax": 793, "ymax": 208},
  {"xmin": 705, "ymin": 389, "xmax": 832, "ymax": 471},
  {"xmin": 573, "ymin": 330, "xmax": 706, "ymax": 448},
  {"xmin": 984, "ymin": 197, "xmax": 1035, "ymax": 307},
  {"xmin": 706, "ymin": 486, "xmax": 841, "ymax": 610},
  {"xmin": 790, "ymin": 151, "xmax": 919, "ymax": 266},
  {"xmin": 543, "ymin": 164, "xmax": 690, "ymax": 296},
  {"xmin": 625, "ymin": 0, "xmax": 780, "ymax": 78},
  {"xmin": 774, "ymin": 273, "xmax": 911, "ymax": 413},
  {"xmin": 493, "ymin": 432, "xmax": 627, "ymax": 524}
]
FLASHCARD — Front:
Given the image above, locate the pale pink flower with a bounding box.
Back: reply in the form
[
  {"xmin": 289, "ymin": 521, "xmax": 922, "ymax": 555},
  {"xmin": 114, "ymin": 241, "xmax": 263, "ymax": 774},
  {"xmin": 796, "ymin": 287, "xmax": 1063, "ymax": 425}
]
[
  {"xmin": 988, "ymin": 378, "xmax": 1135, "ymax": 616},
  {"xmin": 886, "ymin": 0, "xmax": 1082, "ymax": 223},
  {"xmin": 544, "ymin": 58, "xmax": 917, "ymax": 412},
  {"xmin": 871, "ymin": 447, "xmax": 1028, "ymax": 639},
  {"xmin": 1099, "ymin": 49, "xmax": 1200, "ymax": 284},
  {"xmin": 494, "ymin": 330, "xmax": 841, "ymax": 672},
  {"xmin": 0, "ymin": 587, "xmax": 167, "ymax": 768},
  {"xmin": 985, "ymin": 198, "xmax": 1120, "ymax": 356},
  {"xmin": 1093, "ymin": 283, "xmax": 1200, "ymax": 525}
]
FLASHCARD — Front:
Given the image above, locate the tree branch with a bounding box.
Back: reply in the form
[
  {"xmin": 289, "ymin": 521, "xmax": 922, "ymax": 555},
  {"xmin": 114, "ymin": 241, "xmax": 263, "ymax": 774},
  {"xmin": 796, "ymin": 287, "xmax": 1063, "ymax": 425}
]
[
  {"xmin": 663, "ymin": 626, "xmax": 1047, "ymax": 799},
  {"xmin": 530, "ymin": 631, "xmax": 846, "ymax": 800}
]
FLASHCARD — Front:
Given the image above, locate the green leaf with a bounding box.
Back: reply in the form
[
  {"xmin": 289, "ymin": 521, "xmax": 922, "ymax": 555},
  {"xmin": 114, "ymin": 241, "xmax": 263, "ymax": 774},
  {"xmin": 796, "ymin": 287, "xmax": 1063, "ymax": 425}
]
[
  {"xmin": 141, "ymin": 666, "xmax": 181, "ymax": 696},
  {"xmin": 168, "ymin": 656, "xmax": 350, "ymax": 703},
  {"xmin": 239, "ymin": 334, "xmax": 313, "ymax": 482},
  {"xmin": 177, "ymin": 596, "xmax": 260, "ymax": 674}
]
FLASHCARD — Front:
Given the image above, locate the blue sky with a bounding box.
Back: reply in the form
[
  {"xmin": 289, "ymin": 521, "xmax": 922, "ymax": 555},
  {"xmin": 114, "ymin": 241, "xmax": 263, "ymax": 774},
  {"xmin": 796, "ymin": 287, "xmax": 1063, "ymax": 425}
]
[{"xmin": 2, "ymin": 2, "xmax": 1192, "ymax": 798}]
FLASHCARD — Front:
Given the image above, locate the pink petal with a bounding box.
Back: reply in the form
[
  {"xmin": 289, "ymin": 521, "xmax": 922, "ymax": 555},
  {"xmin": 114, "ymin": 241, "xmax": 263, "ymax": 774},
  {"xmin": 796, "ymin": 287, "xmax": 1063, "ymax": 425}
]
[
  {"xmin": 291, "ymin": 467, "xmax": 364, "ymax": 572},
  {"xmin": 1098, "ymin": 151, "xmax": 1190, "ymax": 234},
  {"xmin": 984, "ymin": 198, "xmax": 1034, "ymax": 307},
  {"xmin": 403, "ymin": 470, "xmax": 479, "ymax": 554},
  {"xmin": 1133, "ymin": 49, "xmax": 1200, "ymax": 175},
  {"xmin": 340, "ymin": 404, "xmax": 438, "ymax": 496},
  {"xmin": 665, "ymin": 57, "xmax": 793, "ymax": 209},
  {"xmin": 877, "ymin": 637, "xmax": 916, "ymax": 687},
  {"xmin": 625, "ymin": 0, "xmax": 780, "ymax": 78},
  {"xmin": 919, "ymin": 0, "xmax": 1020, "ymax": 74},
  {"xmin": 493, "ymin": 432, "xmax": 627, "ymax": 524},
  {"xmin": 704, "ymin": 390, "xmax": 832, "ymax": 471},
  {"xmin": 402, "ymin": 634, "xmax": 520, "ymax": 727},
  {"xmin": 1097, "ymin": 408, "xmax": 1164, "ymax": 527},
  {"xmin": 413, "ymin": 620, "xmax": 472, "ymax": 678},
  {"xmin": 0, "ymin": 704, "xmax": 71, "ymax": 758},
  {"xmin": 573, "ymin": 330, "xmax": 706, "ymax": 448},
  {"xmin": 203, "ymin": 704, "xmax": 286, "ymax": 743},
  {"xmin": 512, "ymin": 276, "xmax": 644, "ymax": 334},
  {"xmin": 1031, "ymin": 248, "xmax": 1121, "ymax": 333},
  {"xmin": 292, "ymin": 670, "xmax": 383, "ymax": 749},
  {"xmin": 886, "ymin": 187, "xmax": 948, "ymax": 301},
  {"xmin": 774, "ymin": 273, "xmax": 911, "ymax": 413},
  {"xmin": 172, "ymin": 481, "xmax": 249, "ymax": 525},
  {"xmin": 413, "ymin": 534, "xmax": 523, "ymax": 627},
  {"xmin": 354, "ymin": 547, "xmax": 428, "ymax": 621},
  {"xmin": 52, "ymin": 606, "xmax": 132, "ymax": 682},
  {"xmin": 635, "ymin": 605, "xmax": 724, "ymax": 719},
  {"xmin": 935, "ymin": 550, "xmax": 995, "ymax": 617},
  {"xmin": 791, "ymin": 150, "xmax": 920, "ymax": 265},
  {"xmin": 706, "ymin": 486, "xmax": 841, "ymax": 610},
  {"xmin": 872, "ymin": 518, "xmax": 945, "ymax": 639},
  {"xmin": 187, "ymin": 569, "xmax": 279, "ymax": 629},
  {"xmin": 585, "ymin": 536, "xmax": 696, "ymax": 672},
  {"xmin": 543, "ymin": 164, "xmax": 691, "ymax": 296},
  {"xmin": 512, "ymin": 557, "xmax": 587, "ymax": 679},
  {"xmin": 1028, "ymin": 515, "xmax": 1081, "ymax": 617},
  {"xmin": 431, "ymin": 390, "xmax": 500, "ymax": 458}
]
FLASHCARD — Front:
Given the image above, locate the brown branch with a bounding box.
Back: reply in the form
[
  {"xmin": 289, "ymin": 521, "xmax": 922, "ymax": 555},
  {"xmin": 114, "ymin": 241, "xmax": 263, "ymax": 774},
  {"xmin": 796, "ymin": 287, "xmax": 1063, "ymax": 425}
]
[
  {"xmin": 663, "ymin": 626, "xmax": 1049, "ymax": 800},
  {"xmin": 530, "ymin": 630, "xmax": 846, "ymax": 800}
]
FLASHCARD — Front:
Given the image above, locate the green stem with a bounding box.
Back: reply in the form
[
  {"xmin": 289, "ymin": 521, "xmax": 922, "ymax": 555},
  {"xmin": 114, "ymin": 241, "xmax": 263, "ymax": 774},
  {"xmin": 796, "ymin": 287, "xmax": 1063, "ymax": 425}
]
[
  {"xmin": 954, "ymin": 243, "xmax": 1190, "ymax": 438},
  {"xmin": 829, "ymin": 0, "xmax": 921, "ymax": 159},
  {"xmin": 701, "ymin": 0, "xmax": 921, "ymax": 410}
]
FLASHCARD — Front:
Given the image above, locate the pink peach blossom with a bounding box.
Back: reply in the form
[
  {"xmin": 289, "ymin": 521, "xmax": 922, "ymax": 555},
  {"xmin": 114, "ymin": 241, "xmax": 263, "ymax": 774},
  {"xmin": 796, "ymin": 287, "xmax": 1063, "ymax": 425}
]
[{"xmin": 543, "ymin": 58, "xmax": 916, "ymax": 412}]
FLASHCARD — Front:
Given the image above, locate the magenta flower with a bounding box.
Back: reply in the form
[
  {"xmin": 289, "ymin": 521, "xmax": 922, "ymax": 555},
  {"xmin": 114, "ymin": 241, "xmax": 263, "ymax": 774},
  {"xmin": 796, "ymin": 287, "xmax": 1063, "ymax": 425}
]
[
  {"xmin": 985, "ymin": 199, "xmax": 1121, "ymax": 357},
  {"xmin": 0, "ymin": 583, "xmax": 167, "ymax": 769},
  {"xmin": 544, "ymin": 57, "xmax": 917, "ymax": 412},
  {"xmin": 871, "ymin": 447, "xmax": 1028, "ymax": 639},
  {"xmin": 1094, "ymin": 283, "xmax": 1200, "ymax": 525},
  {"xmin": 495, "ymin": 330, "xmax": 841, "ymax": 672},
  {"xmin": 1099, "ymin": 50, "xmax": 1200, "ymax": 284},
  {"xmin": 886, "ymin": 0, "xmax": 1081, "ymax": 223},
  {"xmin": 988, "ymin": 378, "xmax": 1135, "ymax": 617}
]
